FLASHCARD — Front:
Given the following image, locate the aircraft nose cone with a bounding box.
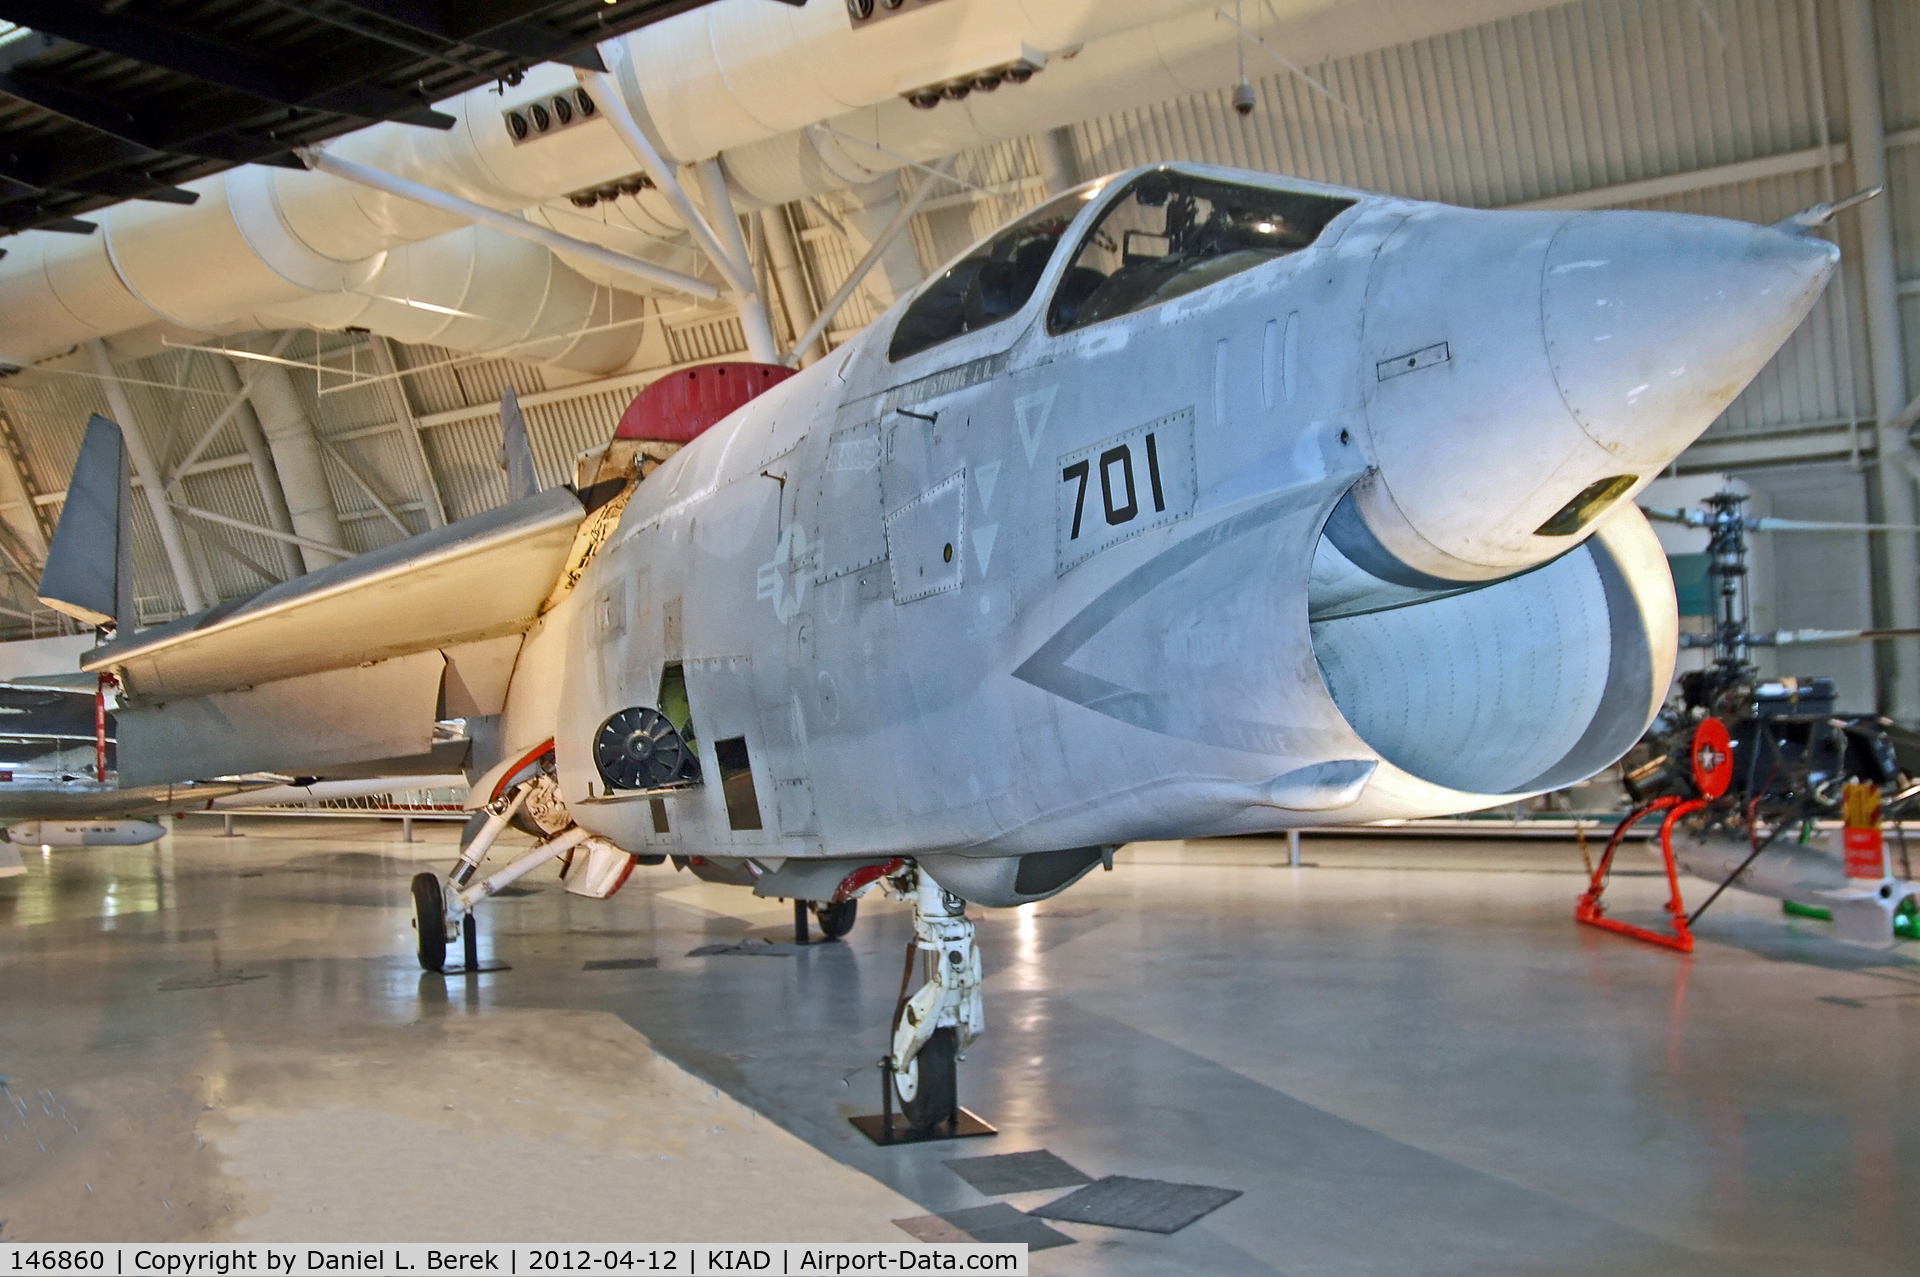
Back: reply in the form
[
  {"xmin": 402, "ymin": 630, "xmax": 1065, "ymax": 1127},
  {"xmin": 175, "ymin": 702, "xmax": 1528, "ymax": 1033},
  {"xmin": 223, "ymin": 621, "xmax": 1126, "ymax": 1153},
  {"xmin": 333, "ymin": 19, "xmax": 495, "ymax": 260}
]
[{"xmin": 1542, "ymin": 212, "xmax": 1837, "ymax": 468}]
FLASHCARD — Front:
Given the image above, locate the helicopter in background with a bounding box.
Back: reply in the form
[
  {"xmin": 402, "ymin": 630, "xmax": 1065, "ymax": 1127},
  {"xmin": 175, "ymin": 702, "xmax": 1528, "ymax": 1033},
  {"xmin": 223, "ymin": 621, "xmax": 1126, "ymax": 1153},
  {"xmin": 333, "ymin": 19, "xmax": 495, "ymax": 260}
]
[{"xmin": 1590, "ymin": 485, "xmax": 1920, "ymax": 944}]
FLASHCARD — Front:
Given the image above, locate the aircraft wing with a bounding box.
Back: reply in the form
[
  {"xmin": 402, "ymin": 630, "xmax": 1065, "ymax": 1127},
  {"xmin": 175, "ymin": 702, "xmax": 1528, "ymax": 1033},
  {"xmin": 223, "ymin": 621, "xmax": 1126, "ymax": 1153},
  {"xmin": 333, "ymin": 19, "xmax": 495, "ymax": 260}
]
[
  {"xmin": 81, "ymin": 487, "xmax": 585, "ymax": 700},
  {"xmin": 37, "ymin": 415, "xmax": 589, "ymax": 786},
  {"xmin": 0, "ymin": 777, "xmax": 274, "ymax": 820}
]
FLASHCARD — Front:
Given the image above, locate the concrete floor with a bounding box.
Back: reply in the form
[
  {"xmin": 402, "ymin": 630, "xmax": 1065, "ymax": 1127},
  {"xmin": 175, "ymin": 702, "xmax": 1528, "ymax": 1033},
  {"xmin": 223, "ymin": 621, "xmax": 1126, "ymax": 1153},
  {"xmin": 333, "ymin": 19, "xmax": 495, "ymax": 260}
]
[{"xmin": 1, "ymin": 818, "xmax": 1916, "ymax": 1275}]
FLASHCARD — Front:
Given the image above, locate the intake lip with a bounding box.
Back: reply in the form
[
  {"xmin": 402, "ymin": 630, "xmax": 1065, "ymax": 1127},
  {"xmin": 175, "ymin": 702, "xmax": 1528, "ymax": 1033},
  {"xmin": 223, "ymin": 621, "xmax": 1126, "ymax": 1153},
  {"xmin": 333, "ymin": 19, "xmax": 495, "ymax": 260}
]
[{"xmin": 1321, "ymin": 488, "xmax": 1468, "ymax": 590}]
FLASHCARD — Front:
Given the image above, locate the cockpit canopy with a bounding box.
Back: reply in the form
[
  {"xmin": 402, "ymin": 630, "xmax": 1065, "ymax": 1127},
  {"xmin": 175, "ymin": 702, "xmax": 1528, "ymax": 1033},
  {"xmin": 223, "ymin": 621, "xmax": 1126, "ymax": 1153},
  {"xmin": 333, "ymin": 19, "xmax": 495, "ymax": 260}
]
[
  {"xmin": 887, "ymin": 168, "xmax": 1355, "ymax": 364},
  {"xmin": 1047, "ymin": 171, "xmax": 1353, "ymax": 334},
  {"xmin": 888, "ymin": 188, "xmax": 1087, "ymax": 363}
]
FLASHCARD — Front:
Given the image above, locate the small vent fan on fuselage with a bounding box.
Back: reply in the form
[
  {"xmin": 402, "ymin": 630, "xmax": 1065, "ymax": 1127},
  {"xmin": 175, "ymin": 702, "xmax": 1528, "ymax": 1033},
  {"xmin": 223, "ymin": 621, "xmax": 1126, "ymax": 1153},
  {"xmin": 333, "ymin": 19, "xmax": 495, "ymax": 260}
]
[{"xmin": 594, "ymin": 706, "xmax": 700, "ymax": 792}]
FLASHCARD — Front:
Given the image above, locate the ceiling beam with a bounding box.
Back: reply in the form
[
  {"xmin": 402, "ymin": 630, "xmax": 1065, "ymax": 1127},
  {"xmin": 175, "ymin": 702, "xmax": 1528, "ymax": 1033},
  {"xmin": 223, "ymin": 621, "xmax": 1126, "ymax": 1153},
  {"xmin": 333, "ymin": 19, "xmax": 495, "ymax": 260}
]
[
  {"xmin": 0, "ymin": 67, "xmax": 304, "ymax": 170},
  {"xmin": 1677, "ymin": 424, "xmax": 1873, "ymax": 473},
  {"xmin": 309, "ymin": 0, "xmax": 607, "ymax": 70},
  {"xmin": 0, "ymin": 8, "xmax": 456, "ymax": 127}
]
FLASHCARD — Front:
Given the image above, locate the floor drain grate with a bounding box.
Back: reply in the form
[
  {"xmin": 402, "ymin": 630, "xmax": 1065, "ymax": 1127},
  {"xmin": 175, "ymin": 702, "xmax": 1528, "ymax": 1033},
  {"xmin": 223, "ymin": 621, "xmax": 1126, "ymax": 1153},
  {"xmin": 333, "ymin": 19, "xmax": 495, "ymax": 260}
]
[
  {"xmin": 686, "ymin": 941, "xmax": 801, "ymax": 957},
  {"xmin": 946, "ymin": 1149, "xmax": 1092, "ymax": 1195},
  {"xmin": 894, "ymin": 1204, "xmax": 1073, "ymax": 1250},
  {"xmin": 157, "ymin": 972, "xmax": 268, "ymax": 991},
  {"xmin": 582, "ymin": 958, "xmax": 658, "ymax": 970},
  {"xmin": 1032, "ymin": 1175, "xmax": 1241, "ymax": 1234}
]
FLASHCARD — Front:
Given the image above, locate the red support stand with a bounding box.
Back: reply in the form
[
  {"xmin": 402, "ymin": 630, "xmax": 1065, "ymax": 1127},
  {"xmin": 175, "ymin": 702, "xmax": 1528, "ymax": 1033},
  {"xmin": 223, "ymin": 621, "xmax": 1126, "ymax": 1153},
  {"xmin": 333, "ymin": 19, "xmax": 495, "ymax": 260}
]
[
  {"xmin": 94, "ymin": 672, "xmax": 111, "ymax": 783},
  {"xmin": 1575, "ymin": 796, "xmax": 1703, "ymax": 953}
]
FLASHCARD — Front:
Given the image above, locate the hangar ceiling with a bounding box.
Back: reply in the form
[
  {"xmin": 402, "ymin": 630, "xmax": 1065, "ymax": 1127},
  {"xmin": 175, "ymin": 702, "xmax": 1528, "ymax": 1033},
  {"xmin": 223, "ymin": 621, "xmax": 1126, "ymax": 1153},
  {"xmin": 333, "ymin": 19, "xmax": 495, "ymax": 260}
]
[
  {"xmin": 0, "ymin": 0, "xmax": 738, "ymax": 236},
  {"xmin": 0, "ymin": 0, "xmax": 1910, "ymax": 714}
]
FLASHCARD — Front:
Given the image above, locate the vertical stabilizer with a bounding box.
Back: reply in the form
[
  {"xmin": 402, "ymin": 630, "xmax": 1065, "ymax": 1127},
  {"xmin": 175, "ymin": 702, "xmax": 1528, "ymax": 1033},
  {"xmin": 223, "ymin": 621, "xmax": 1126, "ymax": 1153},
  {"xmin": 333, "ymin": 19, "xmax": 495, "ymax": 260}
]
[
  {"xmin": 499, "ymin": 388, "xmax": 540, "ymax": 501},
  {"xmin": 37, "ymin": 414, "xmax": 133, "ymax": 630}
]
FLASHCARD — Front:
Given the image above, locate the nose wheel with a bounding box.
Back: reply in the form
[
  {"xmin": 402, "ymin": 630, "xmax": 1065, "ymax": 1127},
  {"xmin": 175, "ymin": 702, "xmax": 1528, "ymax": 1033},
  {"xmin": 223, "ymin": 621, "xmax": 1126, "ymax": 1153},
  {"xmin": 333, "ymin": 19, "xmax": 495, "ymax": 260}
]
[{"xmin": 894, "ymin": 1025, "xmax": 957, "ymax": 1129}]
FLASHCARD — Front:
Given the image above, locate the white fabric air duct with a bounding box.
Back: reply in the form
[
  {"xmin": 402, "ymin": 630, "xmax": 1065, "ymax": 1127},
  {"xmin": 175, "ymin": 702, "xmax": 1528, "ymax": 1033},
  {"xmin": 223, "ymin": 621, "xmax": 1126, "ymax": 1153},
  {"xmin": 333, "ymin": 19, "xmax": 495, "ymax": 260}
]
[
  {"xmin": 0, "ymin": 0, "xmax": 1562, "ymax": 373},
  {"xmin": 249, "ymin": 224, "xmax": 652, "ymax": 370}
]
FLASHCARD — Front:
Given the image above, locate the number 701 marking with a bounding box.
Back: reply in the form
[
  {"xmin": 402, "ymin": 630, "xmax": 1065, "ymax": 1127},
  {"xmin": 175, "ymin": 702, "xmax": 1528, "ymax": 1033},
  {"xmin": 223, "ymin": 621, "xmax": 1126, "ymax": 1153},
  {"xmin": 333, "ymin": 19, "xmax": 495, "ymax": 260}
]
[
  {"xmin": 1053, "ymin": 407, "xmax": 1195, "ymax": 574},
  {"xmin": 1062, "ymin": 432, "xmax": 1166, "ymax": 540}
]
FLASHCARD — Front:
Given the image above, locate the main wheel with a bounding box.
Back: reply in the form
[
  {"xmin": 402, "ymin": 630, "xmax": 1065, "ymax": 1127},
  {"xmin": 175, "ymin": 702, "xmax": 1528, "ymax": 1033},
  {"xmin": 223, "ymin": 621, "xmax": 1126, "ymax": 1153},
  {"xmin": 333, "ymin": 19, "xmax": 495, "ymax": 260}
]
[
  {"xmin": 812, "ymin": 898, "xmax": 858, "ymax": 940},
  {"xmin": 411, "ymin": 872, "xmax": 447, "ymax": 972},
  {"xmin": 895, "ymin": 1026, "xmax": 957, "ymax": 1131}
]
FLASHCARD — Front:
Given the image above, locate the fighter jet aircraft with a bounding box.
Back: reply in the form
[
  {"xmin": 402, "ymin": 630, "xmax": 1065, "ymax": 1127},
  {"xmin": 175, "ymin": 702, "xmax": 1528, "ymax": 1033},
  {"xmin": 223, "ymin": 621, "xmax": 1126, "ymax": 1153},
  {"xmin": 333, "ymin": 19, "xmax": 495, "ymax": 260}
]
[{"xmin": 34, "ymin": 162, "xmax": 1838, "ymax": 1127}]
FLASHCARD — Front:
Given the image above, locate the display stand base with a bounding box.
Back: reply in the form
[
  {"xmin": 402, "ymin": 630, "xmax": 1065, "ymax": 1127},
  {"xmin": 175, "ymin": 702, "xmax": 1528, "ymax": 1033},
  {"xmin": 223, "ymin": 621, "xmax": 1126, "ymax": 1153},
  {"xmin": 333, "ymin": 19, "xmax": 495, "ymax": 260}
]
[
  {"xmin": 436, "ymin": 919, "xmax": 511, "ymax": 974},
  {"xmin": 850, "ymin": 1108, "xmax": 997, "ymax": 1147}
]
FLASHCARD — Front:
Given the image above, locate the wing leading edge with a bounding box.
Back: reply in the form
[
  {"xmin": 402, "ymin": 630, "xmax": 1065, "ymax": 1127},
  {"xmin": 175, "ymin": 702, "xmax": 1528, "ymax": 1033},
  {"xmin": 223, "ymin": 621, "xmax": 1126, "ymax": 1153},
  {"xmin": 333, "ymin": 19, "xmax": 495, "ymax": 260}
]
[
  {"xmin": 84, "ymin": 487, "xmax": 585, "ymax": 701},
  {"xmin": 84, "ymin": 486, "xmax": 585, "ymax": 786}
]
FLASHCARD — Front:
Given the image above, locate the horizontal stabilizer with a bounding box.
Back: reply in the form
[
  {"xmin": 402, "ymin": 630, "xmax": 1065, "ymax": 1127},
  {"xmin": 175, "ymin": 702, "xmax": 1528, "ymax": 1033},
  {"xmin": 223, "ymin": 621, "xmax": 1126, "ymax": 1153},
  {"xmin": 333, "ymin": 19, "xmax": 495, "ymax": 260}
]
[
  {"xmin": 37, "ymin": 414, "xmax": 132, "ymax": 629},
  {"xmin": 87, "ymin": 487, "xmax": 585, "ymax": 702},
  {"xmin": 1, "ymin": 670, "xmax": 106, "ymax": 692}
]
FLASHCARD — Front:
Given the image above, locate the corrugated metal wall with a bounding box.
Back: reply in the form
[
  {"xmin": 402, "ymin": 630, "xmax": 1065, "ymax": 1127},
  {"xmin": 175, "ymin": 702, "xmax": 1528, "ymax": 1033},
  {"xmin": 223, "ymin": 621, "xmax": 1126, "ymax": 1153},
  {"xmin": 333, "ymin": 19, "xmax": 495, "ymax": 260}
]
[
  {"xmin": 1066, "ymin": 0, "xmax": 1904, "ymax": 448},
  {"xmin": 0, "ymin": 0, "xmax": 1909, "ymax": 656},
  {"xmin": 1885, "ymin": 1, "xmax": 1920, "ymax": 398},
  {"xmin": 1079, "ymin": 2, "xmax": 1828, "ymax": 205}
]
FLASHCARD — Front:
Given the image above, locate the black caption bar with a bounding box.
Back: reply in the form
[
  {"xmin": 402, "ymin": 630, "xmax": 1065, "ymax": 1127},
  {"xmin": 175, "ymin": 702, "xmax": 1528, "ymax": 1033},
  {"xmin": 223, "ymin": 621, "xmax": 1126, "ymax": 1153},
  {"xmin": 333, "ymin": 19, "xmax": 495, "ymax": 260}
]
[{"xmin": 0, "ymin": 1245, "xmax": 1026, "ymax": 1277}]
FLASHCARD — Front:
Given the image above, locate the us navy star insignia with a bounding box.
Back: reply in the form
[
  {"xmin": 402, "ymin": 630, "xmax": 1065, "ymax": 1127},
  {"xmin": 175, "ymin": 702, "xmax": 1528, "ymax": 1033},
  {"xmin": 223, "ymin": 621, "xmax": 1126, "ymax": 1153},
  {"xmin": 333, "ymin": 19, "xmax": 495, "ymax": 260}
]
[{"xmin": 757, "ymin": 524, "xmax": 812, "ymax": 623}]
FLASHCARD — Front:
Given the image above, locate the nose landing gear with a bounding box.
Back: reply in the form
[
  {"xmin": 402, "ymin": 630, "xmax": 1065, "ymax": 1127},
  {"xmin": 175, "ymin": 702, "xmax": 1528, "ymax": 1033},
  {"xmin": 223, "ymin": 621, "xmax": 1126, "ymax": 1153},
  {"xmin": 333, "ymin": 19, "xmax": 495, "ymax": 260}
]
[
  {"xmin": 851, "ymin": 863, "xmax": 995, "ymax": 1144},
  {"xmin": 891, "ymin": 867, "xmax": 982, "ymax": 1126}
]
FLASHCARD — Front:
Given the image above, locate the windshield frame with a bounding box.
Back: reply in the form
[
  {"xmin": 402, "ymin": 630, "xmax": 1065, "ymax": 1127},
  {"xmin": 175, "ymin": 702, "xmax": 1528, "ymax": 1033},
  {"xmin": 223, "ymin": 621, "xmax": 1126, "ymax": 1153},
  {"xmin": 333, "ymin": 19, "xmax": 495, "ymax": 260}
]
[
  {"xmin": 1042, "ymin": 164, "xmax": 1362, "ymax": 338},
  {"xmin": 885, "ymin": 179, "xmax": 1110, "ymax": 366}
]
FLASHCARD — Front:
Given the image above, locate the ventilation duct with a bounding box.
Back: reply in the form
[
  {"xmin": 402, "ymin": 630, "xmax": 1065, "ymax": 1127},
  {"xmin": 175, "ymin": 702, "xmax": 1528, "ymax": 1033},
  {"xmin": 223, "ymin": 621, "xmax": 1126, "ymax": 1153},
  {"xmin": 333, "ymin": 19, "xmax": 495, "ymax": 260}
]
[{"xmin": 0, "ymin": 0, "xmax": 1564, "ymax": 372}]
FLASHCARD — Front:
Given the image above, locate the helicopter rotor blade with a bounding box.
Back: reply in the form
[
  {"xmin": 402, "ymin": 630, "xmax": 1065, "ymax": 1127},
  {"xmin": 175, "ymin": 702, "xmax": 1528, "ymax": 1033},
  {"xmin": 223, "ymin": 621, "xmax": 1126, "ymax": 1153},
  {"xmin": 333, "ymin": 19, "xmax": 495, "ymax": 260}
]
[
  {"xmin": 1747, "ymin": 517, "xmax": 1920, "ymax": 533},
  {"xmin": 1634, "ymin": 504, "xmax": 1920, "ymax": 533},
  {"xmin": 1758, "ymin": 627, "xmax": 1920, "ymax": 645}
]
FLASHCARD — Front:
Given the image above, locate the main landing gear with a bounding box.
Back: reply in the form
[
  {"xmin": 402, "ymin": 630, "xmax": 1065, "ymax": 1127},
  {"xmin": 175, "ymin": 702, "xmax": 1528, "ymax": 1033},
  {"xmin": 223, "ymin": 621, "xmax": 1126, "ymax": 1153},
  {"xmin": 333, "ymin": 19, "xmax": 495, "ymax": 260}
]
[
  {"xmin": 410, "ymin": 778, "xmax": 589, "ymax": 974},
  {"xmin": 815, "ymin": 897, "xmax": 859, "ymax": 939},
  {"xmin": 792, "ymin": 897, "xmax": 860, "ymax": 944}
]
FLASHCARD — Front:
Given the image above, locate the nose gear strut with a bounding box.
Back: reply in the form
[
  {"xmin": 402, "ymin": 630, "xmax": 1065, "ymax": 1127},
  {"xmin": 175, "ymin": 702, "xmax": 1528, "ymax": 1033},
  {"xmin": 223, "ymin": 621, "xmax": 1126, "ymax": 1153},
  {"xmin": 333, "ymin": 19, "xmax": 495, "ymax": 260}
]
[{"xmin": 851, "ymin": 862, "xmax": 996, "ymax": 1144}]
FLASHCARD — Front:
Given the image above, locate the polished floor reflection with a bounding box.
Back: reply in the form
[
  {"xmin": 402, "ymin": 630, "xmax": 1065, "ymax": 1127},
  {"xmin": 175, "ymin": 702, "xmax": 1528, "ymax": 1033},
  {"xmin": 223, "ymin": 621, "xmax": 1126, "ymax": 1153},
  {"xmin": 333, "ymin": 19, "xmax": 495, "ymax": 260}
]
[{"xmin": 1, "ymin": 819, "xmax": 1915, "ymax": 1275}]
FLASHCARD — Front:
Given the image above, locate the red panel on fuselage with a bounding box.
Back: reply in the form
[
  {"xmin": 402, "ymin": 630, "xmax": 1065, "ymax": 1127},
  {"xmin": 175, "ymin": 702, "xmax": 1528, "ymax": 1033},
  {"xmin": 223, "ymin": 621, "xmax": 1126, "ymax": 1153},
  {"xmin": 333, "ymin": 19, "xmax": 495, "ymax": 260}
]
[{"xmin": 616, "ymin": 362, "xmax": 796, "ymax": 443}]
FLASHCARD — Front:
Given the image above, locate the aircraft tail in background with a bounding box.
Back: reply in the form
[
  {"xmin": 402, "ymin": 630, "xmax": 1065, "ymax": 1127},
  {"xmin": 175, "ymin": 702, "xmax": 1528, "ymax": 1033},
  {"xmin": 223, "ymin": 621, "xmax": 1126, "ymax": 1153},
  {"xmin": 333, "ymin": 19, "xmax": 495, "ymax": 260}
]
[{"xmin": 36, "ymin": 414, "xmax": 133, "ymax": 631}]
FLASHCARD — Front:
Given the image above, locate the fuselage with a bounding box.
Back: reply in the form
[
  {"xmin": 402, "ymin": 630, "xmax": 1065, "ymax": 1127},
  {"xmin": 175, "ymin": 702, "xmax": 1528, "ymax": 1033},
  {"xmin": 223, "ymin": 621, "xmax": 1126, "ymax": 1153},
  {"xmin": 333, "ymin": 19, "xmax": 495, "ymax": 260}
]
[{"xmin": 523, "ymin": 163, "xmax": 1835, "ymax": 878}]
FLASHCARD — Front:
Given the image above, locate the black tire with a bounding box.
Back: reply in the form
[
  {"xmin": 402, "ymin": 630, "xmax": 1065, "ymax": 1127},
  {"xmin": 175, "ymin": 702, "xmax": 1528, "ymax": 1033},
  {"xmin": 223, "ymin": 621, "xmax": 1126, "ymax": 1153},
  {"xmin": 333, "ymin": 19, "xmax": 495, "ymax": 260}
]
[
  {"xmin": 812, "ymin": 898, "xmax": 858, "ymax": 940},
  {"xmin": 895, "ymin": 1026, "xmax": 957, "ymax": 1131},
  {"xmin": 411, "ymin": 872, "xmax": 447, "ymax": 972}
]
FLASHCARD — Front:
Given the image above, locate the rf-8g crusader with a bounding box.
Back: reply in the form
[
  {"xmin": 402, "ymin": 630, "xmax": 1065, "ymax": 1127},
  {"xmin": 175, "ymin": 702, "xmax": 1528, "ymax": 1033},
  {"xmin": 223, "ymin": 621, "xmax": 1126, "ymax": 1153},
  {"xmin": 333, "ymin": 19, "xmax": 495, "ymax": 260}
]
[{"xmin": 38, "ymin": 162, "xmax": 1839, "ymax": 1129}]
